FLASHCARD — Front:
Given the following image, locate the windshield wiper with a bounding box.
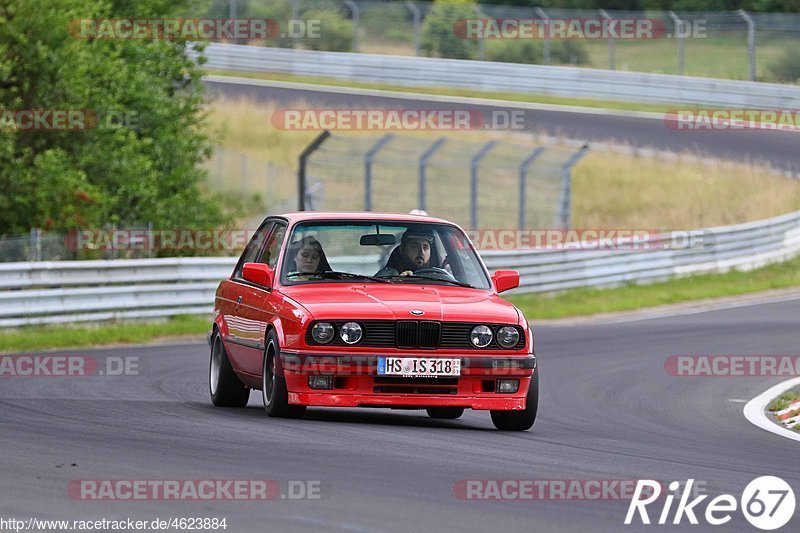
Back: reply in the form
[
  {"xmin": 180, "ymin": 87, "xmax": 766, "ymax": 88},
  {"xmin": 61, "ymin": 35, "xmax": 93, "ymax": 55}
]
[
  {"xmin": 380, "ymin": 274, "xmax": 474, "ymax": 288},
  {"xmin": 287, "ymin": 271, "xmax": 392, "ymax": 283}
]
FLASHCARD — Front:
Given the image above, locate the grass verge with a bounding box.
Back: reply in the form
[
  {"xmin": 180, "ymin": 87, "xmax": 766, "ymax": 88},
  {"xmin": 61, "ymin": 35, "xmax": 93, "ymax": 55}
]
[
  {"xmin": 205, "ymin": 69, "xmax": 673, "ymax": 114},
  {"xmin": 768, "ymin": 391, "xmax": 800, "ymax": 412},
  {"xmin": 509, "ymin": 254, "xmax": 800, "ymax": 320},
  {"xmin": 205, "ymin": 97, "xmax": 800, "ymax": 230},
  {"xmin": 0, "ymin": 315, "xmax": 210, "ymax": 354}
]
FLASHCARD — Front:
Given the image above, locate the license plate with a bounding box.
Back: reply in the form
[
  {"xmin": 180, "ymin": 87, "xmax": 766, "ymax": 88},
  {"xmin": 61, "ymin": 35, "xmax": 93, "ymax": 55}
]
[{"xmin": 377, "ymin": 357, "xmax": 461, "ymax": 377}]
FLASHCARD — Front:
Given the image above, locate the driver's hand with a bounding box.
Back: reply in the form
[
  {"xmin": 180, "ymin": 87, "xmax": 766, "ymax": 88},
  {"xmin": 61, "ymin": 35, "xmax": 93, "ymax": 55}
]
[{"xmin": 400, "ymin": 270, "xmax": 413, "ymax": 277}]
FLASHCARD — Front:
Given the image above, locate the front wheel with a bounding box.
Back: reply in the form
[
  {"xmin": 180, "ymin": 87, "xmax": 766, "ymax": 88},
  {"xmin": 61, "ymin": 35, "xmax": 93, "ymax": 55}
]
[
  {"xmin": 490, "ymin": 369, "xmax": 539, "ymax": 431},
  {"xmin": 209, "ymin": 332, "xmax": 250, "ymax": 407},
  {"xmin": 262, "ymin": 331, "xmax": 306, "ymax": 418}
]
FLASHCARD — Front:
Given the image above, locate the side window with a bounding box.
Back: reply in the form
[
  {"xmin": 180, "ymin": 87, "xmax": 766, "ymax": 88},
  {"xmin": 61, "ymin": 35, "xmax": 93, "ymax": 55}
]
[
  {"xmin": 258, "ymin": 223, "xmax": 287, "ymax": 269},
  {"xmin": 233, "ymin": 221, "xmax": 274, "ymax": 279}
]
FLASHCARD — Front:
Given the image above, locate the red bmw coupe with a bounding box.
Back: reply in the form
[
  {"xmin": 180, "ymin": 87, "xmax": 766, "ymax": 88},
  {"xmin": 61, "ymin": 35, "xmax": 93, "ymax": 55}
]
[{"xmin": 208, "ymin": 212, "xmax": 538, "ymax": 430}]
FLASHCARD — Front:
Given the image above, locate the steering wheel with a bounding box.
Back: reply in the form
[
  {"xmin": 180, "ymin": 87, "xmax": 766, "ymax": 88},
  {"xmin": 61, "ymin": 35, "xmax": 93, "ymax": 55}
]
[{"xmin": 412, "ymin": 267, "xmax": 457, "ymax": 281}]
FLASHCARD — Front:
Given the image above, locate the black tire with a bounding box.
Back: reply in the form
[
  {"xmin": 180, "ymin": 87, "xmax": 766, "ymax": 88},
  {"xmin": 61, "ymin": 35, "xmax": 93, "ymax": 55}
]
[
  {"xmin": 209, "ymin": 332, "xmax": 250, "ymax": 407},
  {"xmin": 426, "ymin": 407, "xmax": 465, "ymax": 419},
  {"xmin": 490, "ymin": 369, "xmax": 539, "ymax": 431},
  {"xmin": 262, "ymin": 330, "xmax": 306, "ymax": 418}
]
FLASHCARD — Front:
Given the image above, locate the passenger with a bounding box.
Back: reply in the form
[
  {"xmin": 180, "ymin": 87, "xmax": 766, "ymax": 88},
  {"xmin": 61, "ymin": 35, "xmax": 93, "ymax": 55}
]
[{"xmin": 285, "ymin": 236, "xmax": 331, "ymax": 275}]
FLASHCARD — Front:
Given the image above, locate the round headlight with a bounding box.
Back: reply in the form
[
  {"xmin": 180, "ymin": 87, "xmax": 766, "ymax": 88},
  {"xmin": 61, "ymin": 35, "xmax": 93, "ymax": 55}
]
[
  {"xmin": 311, "ymin": 322, "xmax": 334, "ymax": 344},
  {"xmin": 339, "ymin": 322, "xmax": 363, "ymax": 344},
  {"xmin": 497, "ymin": 326, "xmax": 520, "ymax": 348},
  {"xmin": 470, "ymin": 325, "xmax": 493, "ymax": 348}
]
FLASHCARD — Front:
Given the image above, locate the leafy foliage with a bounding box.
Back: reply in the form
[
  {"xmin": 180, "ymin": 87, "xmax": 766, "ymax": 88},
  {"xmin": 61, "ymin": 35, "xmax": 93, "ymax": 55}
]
[
  {"xmin": 420, "ymin": 0, "xmax": 480, "ymax": 59},
  {"xmin": 0, "ymin": 0, "xmax": 228, "ymax": 235}
]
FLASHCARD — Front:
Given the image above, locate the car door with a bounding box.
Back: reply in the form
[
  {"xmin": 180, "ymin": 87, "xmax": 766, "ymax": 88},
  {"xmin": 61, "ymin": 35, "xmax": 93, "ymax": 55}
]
[{"xmin": 227, "ymin": 221, "xmax": 287, "ymax": 377}]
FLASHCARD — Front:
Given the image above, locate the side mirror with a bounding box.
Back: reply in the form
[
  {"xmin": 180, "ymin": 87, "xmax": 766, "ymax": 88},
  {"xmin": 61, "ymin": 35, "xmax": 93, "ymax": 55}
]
[
  {"xmin": 492, "ymin": 270, "xmax": 520, "ymax": 293},
  {"xmin": 242, "ymin": 262, "xmax": 274, "ymax": 288}
]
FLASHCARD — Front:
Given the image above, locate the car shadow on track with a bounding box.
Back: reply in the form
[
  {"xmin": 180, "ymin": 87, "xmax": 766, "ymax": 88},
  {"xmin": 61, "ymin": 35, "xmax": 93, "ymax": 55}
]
[{"xmin": 189, "ymin": 400, "xmax": 497, "ymax": 431}]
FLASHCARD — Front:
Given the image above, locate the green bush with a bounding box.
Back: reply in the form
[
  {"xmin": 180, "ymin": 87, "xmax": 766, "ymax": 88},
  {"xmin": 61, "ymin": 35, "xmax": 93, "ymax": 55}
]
[
  {"xmin": 420, "ymin": 0, "xmax": 479, "ymax": 59},
  {"xmin": 303, "ymin": 9, "xmax": 353, "ymax": 52},
  {"xmin": 552, "ymin": 39, "xmax": 590, "ymax": 65},
  {"xmin": 486, "ymin": 40, "xmax": 544, "ymax": 64},
  {"xmin": 768, "ymin": 45, "xmax": 800, "ymax": 83}
]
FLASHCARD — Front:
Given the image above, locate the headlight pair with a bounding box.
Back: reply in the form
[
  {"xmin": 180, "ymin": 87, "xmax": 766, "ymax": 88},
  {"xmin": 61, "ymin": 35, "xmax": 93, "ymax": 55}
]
[
  {"xmin": 311, "ymin": 321, "xmax": 363, "ymax": 345},
  {"xmin": 470, "ymin": 325, "xmax": 520, "ymax": 348}
]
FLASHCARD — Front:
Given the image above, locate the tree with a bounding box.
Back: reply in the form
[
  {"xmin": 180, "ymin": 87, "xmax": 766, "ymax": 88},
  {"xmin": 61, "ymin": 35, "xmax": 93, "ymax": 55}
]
[{"xmin": 0, "ymin": 0, "xmax": 227, "ymax": 235}]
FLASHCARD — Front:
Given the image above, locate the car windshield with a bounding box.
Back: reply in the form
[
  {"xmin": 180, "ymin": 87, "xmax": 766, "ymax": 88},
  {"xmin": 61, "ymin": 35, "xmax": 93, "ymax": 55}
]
[{"xmin": 280, "ymin": 221, "xmax": 491, "ymax": 290}]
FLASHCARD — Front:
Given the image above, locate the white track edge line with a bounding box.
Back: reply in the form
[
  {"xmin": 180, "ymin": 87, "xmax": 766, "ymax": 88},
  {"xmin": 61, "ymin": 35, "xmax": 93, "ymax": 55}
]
[{"xmin": 743, "ymin": 376, "xmax": 800, "ymax": 443}]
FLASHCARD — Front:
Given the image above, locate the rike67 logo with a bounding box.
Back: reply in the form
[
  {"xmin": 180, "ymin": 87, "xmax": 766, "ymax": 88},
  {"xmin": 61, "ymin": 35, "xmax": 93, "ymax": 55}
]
[{"xmin": 625, "ymin": 477, "xmax": 795, "ymax": 530}]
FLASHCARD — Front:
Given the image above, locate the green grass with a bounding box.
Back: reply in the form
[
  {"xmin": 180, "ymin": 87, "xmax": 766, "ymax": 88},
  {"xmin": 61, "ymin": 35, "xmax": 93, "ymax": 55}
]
[
  {"xmin": 509, "ymin": 254, "xmax": 800, "ymax": 320},
  {"xmin": 0, "ymin": 315, "xmax": 210, "ymax": 353},
  {"xmin": 768, "ymin": 391, "xmax": 800, "ymax": 412},
  {"xmin": 205, "ymin": 68, "xmax": 674, "ymax": 114}
]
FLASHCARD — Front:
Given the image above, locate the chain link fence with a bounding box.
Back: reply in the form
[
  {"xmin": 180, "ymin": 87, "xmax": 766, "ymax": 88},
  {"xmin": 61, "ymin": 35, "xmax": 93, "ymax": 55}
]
[{"xmin": 201, "ymin": 0, "xmax": 800, "ymax": 82}]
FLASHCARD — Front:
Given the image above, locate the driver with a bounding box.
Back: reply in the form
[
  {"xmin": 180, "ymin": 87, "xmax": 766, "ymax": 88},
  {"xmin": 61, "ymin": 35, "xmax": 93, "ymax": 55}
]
[{"xmin": 376, "ymin": 229, "xmax": 435, "ymax": 277}]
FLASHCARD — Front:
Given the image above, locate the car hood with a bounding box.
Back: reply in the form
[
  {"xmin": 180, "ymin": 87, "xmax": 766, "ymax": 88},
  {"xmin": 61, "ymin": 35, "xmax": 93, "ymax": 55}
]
[{"xmin": 280, "ymin": 283, "xmax": 520, "ymax": 324}]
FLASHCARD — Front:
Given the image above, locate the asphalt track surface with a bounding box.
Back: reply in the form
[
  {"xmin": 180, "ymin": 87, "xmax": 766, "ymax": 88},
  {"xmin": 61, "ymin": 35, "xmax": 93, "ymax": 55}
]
[
  {"xmin": 205, "ymin": 79, "xmax": 800, "ymax": 173},
  {"xmin": 2, "ymin": 299, "xmax": 799, "ymax": 532}
]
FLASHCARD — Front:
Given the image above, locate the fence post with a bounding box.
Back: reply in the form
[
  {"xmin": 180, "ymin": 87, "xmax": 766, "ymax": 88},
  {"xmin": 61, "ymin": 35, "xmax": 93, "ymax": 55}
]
[
  {"xmin": 534, "ymin": 7, "xmax": 551, "ymax": 65},
  {"xmin": 364, "ymin": 134, "xmax": 394, "ymax": 211},
  {"xmin": 30, "ymin": 228, "xmax": 42, "ymax": 262},
  {"xmin": 518, "ymin": 147, "xmax": 546, "ymax": 230},
  {"xmin": 470, "ymin": 141, "xmax": 496, "ymax": 229},
  {"xmin": 240, "ymin": 153, "xmax": 248, "ymax": 195},
  {"xmin": 405, "ymin": 1, "xmax": 422, "ymax": 56},
  {"xmin": 473, "ymin": 5, "xmax": 485, "ymax": 60},
  {"xmin": 559, "ymin": 144, "xmax": 590, "ymax": 229},
  {"xmin": 738, "ymin": 10, "xmax": 756, "ymax": 81},
  {"xmin": 599, "ymin": 10, "xmax": 615, "ymax": 70},
  {"xmin": 418, "ymin": 138, "xmax": 446, "ymax": 212},
  {"xmin": 344, "ymin": 0, "xmax": 360, "ymax": 52},
  {"xmin": 668, "ymin": 11, "xmax": 686, "ymax": 75},
  {"xmin": 298, "ymin": 130, "xmax": 331, "ymax": 211}
]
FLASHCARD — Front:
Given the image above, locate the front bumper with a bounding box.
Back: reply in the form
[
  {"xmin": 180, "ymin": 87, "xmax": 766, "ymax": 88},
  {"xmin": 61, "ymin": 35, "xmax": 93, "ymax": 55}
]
[{"xmin": 280, "ymin": 351, "xmax": 535, "ymax": 411}]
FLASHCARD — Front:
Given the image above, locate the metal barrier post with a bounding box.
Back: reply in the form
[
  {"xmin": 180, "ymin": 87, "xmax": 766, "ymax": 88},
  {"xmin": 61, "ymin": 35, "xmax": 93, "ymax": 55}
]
[
  {"xmin": 298, "ymin": 130, "xmax": 331, "ymax": 211},
  {"xmin": 405, "ymin": 1, "xmax": 421, "ymax": 56},
  {"xmin": 669, "ymin": 11, "xmax": 686, "ymax": 75},
  {"xmin": 559, "ymin": 144, "xmax": 590, "ymax": 229},
  {"xmin": 418, "ymin": 138, "xmax": 446, "ymax": 212},
  {"xmin": 518, "ymin": 147, "xmax": 546, "ymax": 230},
  {"xmin": 344, "ymin": 0, "xmax": 360, "ymax": 52},
  {"xmin": 473, "ymin": 5, "xmax": 485, "ymax": 60},
  {"xmin": 30, "ymin": 228, "xmax": 41, "ymax": 262},
  {"xmin": 470, "ymin": 141, "xmax": 497, "ymax": 229},
  {"xmin": 534, "ymin": 7, "xmax": 551, "ymax": 65},
  {"xmin": 364, "ymin": 134, "xmax": 394, "ymax": 211},
  {"xmin": 599, "ymin": 10, "xmax": 615, "ymax": 70},
  {"xmin": 739, "ymin": 10, "xmax": 756, "ymax": 81}
]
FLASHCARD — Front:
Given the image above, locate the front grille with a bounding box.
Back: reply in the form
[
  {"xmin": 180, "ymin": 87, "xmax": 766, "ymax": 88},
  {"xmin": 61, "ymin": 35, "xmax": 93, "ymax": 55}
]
[
  {"xmin": 373, "ymin": 376, "xmax": 458, "ymax": 395},
  {"xmin": 306, "ymin": 321, "xmax": 524, "ymax": 350},
  {"xmin": 396, "ymin": 321, "xmax": 418, "ymax": 349}
]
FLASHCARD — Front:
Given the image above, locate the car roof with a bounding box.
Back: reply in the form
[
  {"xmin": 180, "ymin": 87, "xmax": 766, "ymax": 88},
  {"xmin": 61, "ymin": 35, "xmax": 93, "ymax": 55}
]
[{"xmin": 277, "ymin": 211, "xmax": 456, "ymax": 225}]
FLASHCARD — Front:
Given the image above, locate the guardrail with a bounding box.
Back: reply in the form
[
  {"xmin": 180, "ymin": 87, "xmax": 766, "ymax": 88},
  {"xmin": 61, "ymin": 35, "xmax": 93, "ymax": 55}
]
[
  {"xmin": 197, "ymin": 43, "xmax": 800, "ymax": 109},
  {"xmin": 2, "ymin": 211, "xmax": 800, "ymax": 327}
]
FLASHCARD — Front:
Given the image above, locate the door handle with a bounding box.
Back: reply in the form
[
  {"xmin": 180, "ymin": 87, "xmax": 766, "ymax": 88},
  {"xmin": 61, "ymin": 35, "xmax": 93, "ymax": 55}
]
[{"xmin": 235, "ymin": 296, "xmax": 243, "ymax": 310}]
